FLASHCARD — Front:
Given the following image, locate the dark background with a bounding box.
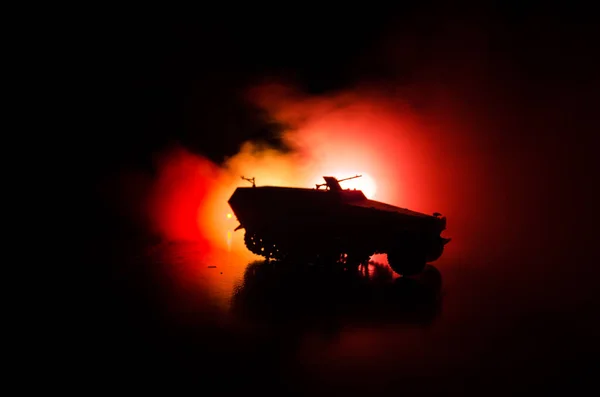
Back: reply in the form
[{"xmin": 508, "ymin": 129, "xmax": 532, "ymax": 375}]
[
  {"xmin": 83, "ymin": 4, "xmax": 599, "ymax": 394},
  {"xmin": 86, "ymin": 4, "xmax": 596, "ymax": 177}
]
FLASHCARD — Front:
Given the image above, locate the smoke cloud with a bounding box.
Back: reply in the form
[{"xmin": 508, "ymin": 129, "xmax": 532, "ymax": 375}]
[
  {"xmin": 140, "ymin": 15, "xmax": 597, "ymax": 272},
  {"xmin": 144, "ymin": 81, "xmax": 491, "ymax": 265}
]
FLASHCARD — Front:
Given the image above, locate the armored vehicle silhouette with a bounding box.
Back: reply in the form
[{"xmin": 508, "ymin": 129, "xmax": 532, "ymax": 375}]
[{"xmin": 228, "ymin": 175, "xmax": 450, "ymax": 276}]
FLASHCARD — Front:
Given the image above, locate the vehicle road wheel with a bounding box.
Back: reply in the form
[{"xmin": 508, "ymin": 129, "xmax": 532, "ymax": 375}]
[
  {"xmin": 425, "ymin": 242, "xmax": 445, "ymax": 263},
  {"xmin": 425, "ymin": 236, "xmax": 448, "ymax": 263},
  {"xmin": 387, "ymin": 248, "xmax": 426, "ymax": 276},
  {"xmin": 244, "ymin": 231, "xmax": 262, "ymax": 256}
]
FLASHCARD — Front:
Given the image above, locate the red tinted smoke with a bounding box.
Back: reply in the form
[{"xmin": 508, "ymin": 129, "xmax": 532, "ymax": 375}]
[
  {"xmin": 144, "ymin": 18, "xmax": 595, "ymax": 270},
  {"xmin": 147, "ymin": 146, "xmax": 222, "ymax": 243},
  {"xmin": 145, "ymin": 84, "xmax": 482, "ymax": 265}
]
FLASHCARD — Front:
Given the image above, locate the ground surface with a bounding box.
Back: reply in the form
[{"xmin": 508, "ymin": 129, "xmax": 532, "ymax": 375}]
[{"xmin": 90, "ymin": 229, "xmax": 598, "ymax": 395}]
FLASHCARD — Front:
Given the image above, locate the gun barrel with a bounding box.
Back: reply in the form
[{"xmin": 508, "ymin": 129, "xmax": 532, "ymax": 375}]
[{"xmin": 338, "ymin": 174, "xmax": 362, "ymax": 182}]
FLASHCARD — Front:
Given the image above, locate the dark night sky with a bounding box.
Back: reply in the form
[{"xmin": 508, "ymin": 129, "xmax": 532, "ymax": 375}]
[{"xmin": 86, "ymin": 4, "xmax": 596, "ymax": 179}]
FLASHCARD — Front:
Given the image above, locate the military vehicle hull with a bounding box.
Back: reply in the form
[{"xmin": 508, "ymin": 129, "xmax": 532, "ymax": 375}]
[{"xmin": 228, "ymin": 178, "xmax": 450, "ymax": 276}]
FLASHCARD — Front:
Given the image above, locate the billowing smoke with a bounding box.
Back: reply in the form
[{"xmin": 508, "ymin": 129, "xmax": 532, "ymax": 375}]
[
  {"xmin": 145, "ymin": 82, "xmax": 488, "ymax": 264},
  {"xmin": 142, "ymin": 15, "xmax": 597, "ymax": 272}
]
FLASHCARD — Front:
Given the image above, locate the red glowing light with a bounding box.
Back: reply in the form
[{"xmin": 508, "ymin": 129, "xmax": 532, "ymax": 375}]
[{"xmin": 144, "ymin": 83, "xmax": 476, "ymax": 266}]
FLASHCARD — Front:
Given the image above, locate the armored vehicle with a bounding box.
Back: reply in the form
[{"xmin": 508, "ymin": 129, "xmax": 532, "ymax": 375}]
[{"xmin": 227, "ymin": 175, "xmax": 450, "ymax": 276}]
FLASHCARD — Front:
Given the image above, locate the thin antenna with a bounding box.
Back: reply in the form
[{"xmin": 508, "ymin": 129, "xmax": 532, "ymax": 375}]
[{"xmin": 241, "ymin": 176, "xmax": 256, "ymax": 187}]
